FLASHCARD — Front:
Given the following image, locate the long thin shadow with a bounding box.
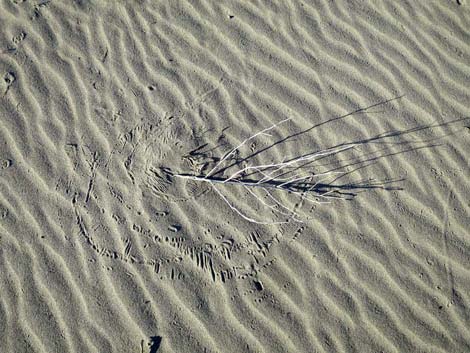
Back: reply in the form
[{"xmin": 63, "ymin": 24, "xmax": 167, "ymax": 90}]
[
  {"xmin": 214, "ymin": 95, "xmax": 406, "ymax": 177},
  {"xmin": 174, "ymin": 172, "xmax": 403, "ymax": 201},
  {"xmin": 250, "ymin": 115, "xmax": 466, "ymax": 173},
  {"xmin": 176, "ymin": 100, "xmax": 469, "ymax": 207},
  {"xmin": 238, "ymin": 116, "xmax": 468, "ymax": 185}
]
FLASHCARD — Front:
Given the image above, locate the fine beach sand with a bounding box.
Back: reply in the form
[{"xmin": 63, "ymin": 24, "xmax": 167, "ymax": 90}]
[{"xmin": 1, "ymin": 1, "xmax": 470, "ymax": 352}]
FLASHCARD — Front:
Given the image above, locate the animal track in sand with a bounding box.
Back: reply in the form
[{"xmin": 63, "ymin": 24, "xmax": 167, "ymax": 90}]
[{"xmin": 69, "ymin": 120, "xmax": 293, "ymax": 285}]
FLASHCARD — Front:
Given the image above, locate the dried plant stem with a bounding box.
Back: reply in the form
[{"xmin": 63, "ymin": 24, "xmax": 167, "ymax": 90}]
[
  {"xmin": 204, "ymin": 118, "xmax": 291, "ymax": 178},
  {"xmin": 174, "ymin": 118, "xmax": 355, "ymax": 224}
]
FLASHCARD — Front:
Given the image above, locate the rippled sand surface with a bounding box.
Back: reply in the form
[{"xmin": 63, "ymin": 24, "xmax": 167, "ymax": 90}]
[{"xmin": 1, "ymin": 1, "xmax": 470, "ymax": 352}]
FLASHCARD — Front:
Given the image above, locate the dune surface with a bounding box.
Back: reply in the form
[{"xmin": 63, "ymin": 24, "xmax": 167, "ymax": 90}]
[{"xmin": 1, "ymin": 1, "xmax": 470, "ymax": 352}]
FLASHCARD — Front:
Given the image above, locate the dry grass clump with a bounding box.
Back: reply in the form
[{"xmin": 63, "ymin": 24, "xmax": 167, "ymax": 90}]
[{"xmin": 174, "ymin": 119, "xmax": 359, "ymax": 224}]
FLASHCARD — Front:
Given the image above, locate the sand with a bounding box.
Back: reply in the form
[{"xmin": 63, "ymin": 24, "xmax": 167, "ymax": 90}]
[{"xmin": 1, "ymin": 1, "xmax": 470, "ymax": 352}]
